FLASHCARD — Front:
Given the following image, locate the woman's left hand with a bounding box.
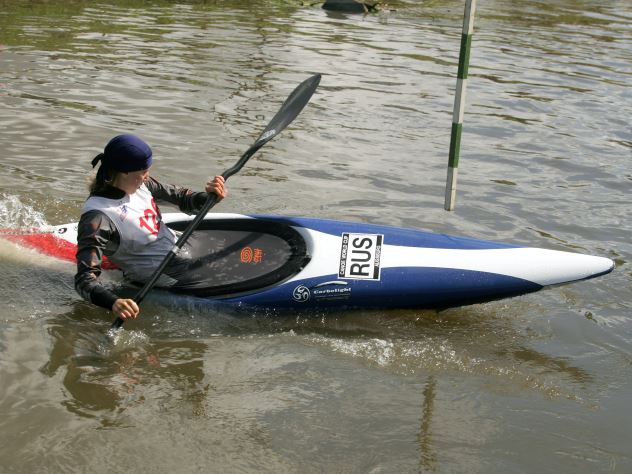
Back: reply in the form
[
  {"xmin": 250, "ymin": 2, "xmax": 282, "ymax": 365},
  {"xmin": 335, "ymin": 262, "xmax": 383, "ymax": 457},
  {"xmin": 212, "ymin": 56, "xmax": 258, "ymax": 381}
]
[{"xmin": 206, "ymin": 175, "xmax": 227, "ymax": 201}]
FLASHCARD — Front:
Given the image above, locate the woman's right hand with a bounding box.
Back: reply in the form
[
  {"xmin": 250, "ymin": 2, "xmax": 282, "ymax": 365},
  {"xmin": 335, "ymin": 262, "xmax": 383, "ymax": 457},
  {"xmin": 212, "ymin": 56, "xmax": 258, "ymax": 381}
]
[
  {"xmin": 205, "ymin": 175, "xmax": 227, "ymax": 201},
  {"xmin": 112, "ymin": 298, "xmax": 140, "ymax": 320}
]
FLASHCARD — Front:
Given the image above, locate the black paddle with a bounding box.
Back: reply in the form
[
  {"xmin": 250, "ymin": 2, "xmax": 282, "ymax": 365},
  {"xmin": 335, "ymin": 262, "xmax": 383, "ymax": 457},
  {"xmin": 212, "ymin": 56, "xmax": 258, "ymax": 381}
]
[{"xmin": 111, "ymin": 73, "xmax": 322, "ymax": 330}]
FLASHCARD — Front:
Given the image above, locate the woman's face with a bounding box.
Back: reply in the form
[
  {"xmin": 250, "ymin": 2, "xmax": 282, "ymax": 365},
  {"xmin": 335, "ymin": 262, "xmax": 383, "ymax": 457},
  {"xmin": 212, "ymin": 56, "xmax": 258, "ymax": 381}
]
[{"xmin": 113, "ymin": 167, "xmax": 150, "ymax": 194}]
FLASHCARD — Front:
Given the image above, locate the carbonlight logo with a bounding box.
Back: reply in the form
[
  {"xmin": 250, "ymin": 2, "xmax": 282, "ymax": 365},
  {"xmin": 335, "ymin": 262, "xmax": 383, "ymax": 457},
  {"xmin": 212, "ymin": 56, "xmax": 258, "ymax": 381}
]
[{"xmin": 292, "ymin": 281, "xmax": 352, "ymax": 303}]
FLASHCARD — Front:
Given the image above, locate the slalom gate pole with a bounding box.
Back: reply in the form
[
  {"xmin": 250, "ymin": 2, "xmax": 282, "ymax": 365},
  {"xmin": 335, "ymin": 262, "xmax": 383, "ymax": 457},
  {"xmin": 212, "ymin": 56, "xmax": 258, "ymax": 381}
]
[{"xmin": 444, "ymin": 0, "xmax": 477, "ymax": 211}]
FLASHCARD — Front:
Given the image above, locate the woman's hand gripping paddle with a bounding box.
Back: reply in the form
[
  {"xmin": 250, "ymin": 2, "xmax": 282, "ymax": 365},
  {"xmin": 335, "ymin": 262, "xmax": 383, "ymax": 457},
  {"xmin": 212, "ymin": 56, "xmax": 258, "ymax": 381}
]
[{"xmin": 111, "ymin": 74, "xmax": 321, "ymax": 330}]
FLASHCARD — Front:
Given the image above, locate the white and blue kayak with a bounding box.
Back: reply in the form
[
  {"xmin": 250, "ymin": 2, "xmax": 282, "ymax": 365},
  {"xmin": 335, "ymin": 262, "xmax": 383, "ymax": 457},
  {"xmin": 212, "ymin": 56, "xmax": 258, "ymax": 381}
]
[{"xmin": 1, "ymin": 213, "xmax": 614, "ymax": 310}]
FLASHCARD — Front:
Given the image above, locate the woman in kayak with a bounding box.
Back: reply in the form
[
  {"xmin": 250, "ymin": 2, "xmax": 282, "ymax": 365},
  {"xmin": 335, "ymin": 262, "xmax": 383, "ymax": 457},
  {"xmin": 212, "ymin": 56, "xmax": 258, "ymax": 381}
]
[{"xmin": 75, "ymin": 134, "xmax": 227, "ymax": 321}]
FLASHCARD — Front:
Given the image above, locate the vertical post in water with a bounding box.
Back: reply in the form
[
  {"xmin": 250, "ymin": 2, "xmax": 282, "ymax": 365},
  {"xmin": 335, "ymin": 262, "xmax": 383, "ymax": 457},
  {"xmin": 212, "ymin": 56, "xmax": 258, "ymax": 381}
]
[{"xmin": 444, "ymin": 0, "xmax": 477, "ymax": 211}]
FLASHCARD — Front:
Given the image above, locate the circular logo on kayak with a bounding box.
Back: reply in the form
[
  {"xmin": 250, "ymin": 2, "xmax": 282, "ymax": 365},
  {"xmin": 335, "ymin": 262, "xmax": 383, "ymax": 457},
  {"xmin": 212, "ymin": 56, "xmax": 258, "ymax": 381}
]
[{"xmin": 292, "ymin": 285, "xmax": 310, "ymax": 303}]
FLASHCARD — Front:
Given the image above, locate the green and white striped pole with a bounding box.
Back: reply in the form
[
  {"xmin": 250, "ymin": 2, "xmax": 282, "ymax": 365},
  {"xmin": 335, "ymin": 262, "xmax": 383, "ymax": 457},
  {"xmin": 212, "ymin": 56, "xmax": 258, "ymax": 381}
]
[{"xmin": 445, "ymin": 0, "xmax": 477, "ymax": 211}]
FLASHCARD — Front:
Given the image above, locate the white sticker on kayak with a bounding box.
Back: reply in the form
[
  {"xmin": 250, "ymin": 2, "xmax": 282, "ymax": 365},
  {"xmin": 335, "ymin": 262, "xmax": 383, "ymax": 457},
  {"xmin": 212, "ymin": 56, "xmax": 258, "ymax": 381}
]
[{"xmin": 339, "ymin": 233, "xmax": 382, "ymax": 280}]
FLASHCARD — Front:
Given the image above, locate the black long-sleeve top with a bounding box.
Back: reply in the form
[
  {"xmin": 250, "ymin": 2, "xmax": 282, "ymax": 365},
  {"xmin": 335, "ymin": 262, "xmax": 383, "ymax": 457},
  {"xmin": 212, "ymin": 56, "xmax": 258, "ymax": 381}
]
[{"xmin": 75, "ymin": 177, "xmax": 209, "ymax": 310}]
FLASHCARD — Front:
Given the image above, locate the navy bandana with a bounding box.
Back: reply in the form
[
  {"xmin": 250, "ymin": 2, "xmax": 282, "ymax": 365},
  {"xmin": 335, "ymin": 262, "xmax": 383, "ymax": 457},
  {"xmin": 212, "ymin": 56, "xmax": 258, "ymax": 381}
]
[{"xmin": 92, "ymin": 134, "xmax": 153, "ymax": 185}]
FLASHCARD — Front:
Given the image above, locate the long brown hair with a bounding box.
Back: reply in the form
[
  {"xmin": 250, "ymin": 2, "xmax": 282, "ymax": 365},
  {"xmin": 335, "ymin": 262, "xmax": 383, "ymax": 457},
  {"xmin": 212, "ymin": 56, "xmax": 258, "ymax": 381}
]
[{"xmin": 88, "ymin": 169, "xmax": 119, "ymax": 193}]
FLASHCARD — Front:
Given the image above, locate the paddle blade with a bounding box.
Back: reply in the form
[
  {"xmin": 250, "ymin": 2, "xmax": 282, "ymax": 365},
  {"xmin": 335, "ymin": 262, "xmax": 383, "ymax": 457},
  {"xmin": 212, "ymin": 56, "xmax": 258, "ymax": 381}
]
[
  {"xmin": 222, "ymin": 73, "xmax": 322, "ymax": 180},
  {"xmin": 255, "ymin": 74, "xmax": 321, "ymax": 148}
]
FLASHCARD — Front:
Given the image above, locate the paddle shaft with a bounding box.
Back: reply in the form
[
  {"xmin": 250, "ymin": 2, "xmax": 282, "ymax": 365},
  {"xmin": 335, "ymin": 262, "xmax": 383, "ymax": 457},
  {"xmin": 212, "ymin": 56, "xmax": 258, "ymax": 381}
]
[
  {"xmin": 111, "ymin": 74, "xmax": 321, "ymax": 329},
  {"xmin": 130, "ymin": 145, "xmax": 257, "ymax": 306}
]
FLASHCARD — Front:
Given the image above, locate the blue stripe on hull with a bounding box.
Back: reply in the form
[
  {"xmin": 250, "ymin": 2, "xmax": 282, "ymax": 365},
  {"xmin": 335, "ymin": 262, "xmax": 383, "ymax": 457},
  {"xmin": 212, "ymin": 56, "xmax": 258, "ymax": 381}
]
[
  {"xmin": 253, "ymin": 215, "xmax": 520, "ymax": 250},
  {"xmin": 218, "ymin": 267, "xmax": 543, "ymax": 310}
]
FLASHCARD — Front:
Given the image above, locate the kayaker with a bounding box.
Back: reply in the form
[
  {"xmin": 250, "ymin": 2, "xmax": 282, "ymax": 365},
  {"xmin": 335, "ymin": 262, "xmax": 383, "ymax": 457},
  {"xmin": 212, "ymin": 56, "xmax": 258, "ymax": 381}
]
[{"xmin": 74, "ymin": 134, "xmax": 227, "ymax": 321}]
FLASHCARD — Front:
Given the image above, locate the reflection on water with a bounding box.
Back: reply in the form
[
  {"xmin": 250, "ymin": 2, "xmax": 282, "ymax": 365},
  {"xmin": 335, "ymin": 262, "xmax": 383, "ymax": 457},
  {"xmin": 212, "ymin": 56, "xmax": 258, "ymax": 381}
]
[
  {"xmin": 41, "ymin": 308, "xmax": 208, "ymax": 425},
  {"xmin": 291, "ymin": 305, "xmax": 595, "ymax": 402},
  {"xmin": 33, "ymin": 298, "xmax": 598, "ymax": 430},
  {"xmin": 418, "ymin": 375, "xmax": 438, "ymax": 472}
]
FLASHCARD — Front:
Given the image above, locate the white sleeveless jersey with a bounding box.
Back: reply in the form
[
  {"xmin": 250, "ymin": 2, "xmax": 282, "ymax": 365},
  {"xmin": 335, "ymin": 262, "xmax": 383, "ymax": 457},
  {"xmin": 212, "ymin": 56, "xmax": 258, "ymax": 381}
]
[{"xmin": 82, "ymin": 184, "xmax": 177, "ymax": 283}]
